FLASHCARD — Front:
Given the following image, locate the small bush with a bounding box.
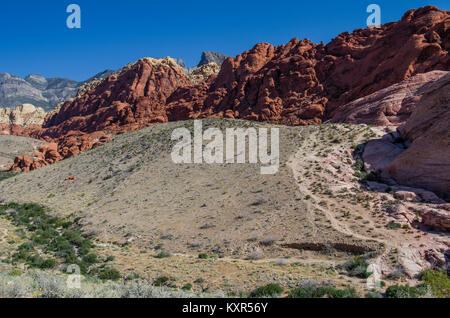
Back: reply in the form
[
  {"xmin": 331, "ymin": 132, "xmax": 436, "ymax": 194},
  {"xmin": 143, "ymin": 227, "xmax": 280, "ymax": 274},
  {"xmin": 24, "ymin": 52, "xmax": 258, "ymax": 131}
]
[
  {"xmin": 365, "ymin": 291, "xmax": 383, "ymax": 298},
  {"xmin": 198, "ymin": 253, "xmax": 208, "ymax": 259},
  {"xmin": 155, "ymin": 250, "xmax": 172, "ymax": 258},
  {"xmin": 340, "ymin": 256, "xmax": 371, "ymax": 278},
  {"xmin": 249, "ymin": 283, "xmax": 283, "ymax": 298},
  {"xmin": 260, "ymin": 236, "xmax": 277, "ymax": 246},
  {"xmin": 421, "ymin": 269, "xmax": 450, "ymax": 298},
  {"xmin": 385, "ymin": 285, "xmax": 428, "ymax": 298},
  {"xmin": 9, "ymin": 269, "xmax": 22, "ymax": 276},
  {"xmin": 154, "ymin": 276, "xmax": 170, "ymax": 287},
  {"xmin": 387, "ymin": 222, "xmax": 402, "ymax": 230},
  {"xmin": 82, "ymin": 253, "xmax": 98, "ymax": 265},
  {"xmin": 98, "ymin": 267, "xmax": 121, "ymax": 281},
  {"xmin": 40, "ymin": 258, "xmax": 58, "ymax": 269},
  {"xmin": 247, "ymin": 250, "xmax": 263, "ymax": 260},
  {"xmin": 182, "ymin": 283, "xmax": 193, "ymax": 291},
  {"xmin": 289, "ymin": 285, "xmax": 357, "ymax": 298}
]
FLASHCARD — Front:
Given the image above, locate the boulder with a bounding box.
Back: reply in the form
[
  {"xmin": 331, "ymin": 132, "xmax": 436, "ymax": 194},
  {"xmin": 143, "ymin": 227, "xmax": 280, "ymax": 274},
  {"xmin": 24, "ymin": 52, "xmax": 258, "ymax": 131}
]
[
  {"xmin": 421, "ymin": 209, "xmax": 450, "ymax": 231},
  {"xmin": 362, "ymin": 140, "xmax": 404, "ymax": 172},
  {"xmin": 383, "ymin": 73, "xmax": 450, "ymax": 200},
  {"xmin": 394, "ymin": 191, "xmax": 418, "ymax": 202}
]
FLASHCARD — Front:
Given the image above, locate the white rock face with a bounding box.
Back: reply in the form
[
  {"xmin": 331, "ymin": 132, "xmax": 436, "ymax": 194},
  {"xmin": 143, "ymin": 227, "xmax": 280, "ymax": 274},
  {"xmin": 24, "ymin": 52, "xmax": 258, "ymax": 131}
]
[{"xmin": 0, "ymin": 104, "xmax": 46, "ymax": 127}]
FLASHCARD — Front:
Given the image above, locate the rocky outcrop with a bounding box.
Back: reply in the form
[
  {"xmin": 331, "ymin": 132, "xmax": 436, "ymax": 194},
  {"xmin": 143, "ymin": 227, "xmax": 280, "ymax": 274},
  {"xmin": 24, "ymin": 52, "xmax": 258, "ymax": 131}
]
[
  {"xmin": 324, "ymin": 6, "xmax": 449, "ymax": 115},
  {"xmin": 198, "ymin": 51, "xmax": 229, "ymax": 67},
  {"xmin": 421, "ymin": 207, "xmax": 450, "ymax": 231},
  {"xmin": 362, "ymin": 72, "xmax": 449, "ymax": 201},
  {"xmin": 172, "ymin": 6, "xmax": 449, "ymax": 126},
  {"xmin": 9, "ymin": 57, "xmax": 188, "ymax": 170},
  {"xmin": 329, "ymin": 71, "xmax": 449, "ymax": 126},
  {"xmin": 10, "ymin": 143, "xmax": 62, "ymax": 172},
  {"xmin": 187, "ymin": 62, "xmax": 221, "ymax": 84},
  {"xmin": 43, "ymin": 57, "xmax": 190, "ymax": 134},
  {"xmin": 0, "ymin": 104, "xmax": 46, "ymax": 135},
  {"xmin": 383, "ymin": 73, "xmax": 450, "ymax": 200}
]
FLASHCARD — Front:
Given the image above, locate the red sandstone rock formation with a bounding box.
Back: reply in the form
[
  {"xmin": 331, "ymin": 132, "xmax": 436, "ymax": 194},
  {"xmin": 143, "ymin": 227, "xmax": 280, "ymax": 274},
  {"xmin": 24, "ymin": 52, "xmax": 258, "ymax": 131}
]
[
  {"xmin": 9, "ymin": 6, "xmax": 450, "ymax": 172},
  {"xmin": 10, "ymin": 143, "xmax": 62, "ymax": 172}
]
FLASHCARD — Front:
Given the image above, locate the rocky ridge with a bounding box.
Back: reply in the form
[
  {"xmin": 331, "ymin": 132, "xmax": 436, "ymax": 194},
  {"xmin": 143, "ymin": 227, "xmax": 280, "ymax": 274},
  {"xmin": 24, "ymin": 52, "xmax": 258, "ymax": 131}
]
[{"xmin": 7, "ymin": 7, "xmax": 450, "ymax": 192}]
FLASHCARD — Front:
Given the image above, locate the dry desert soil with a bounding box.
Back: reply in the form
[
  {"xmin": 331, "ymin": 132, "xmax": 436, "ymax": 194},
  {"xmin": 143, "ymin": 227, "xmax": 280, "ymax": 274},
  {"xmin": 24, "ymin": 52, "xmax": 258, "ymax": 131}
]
[{"xmin": 0, "ymin": 119, "xmax": 447, "ymax": 295}]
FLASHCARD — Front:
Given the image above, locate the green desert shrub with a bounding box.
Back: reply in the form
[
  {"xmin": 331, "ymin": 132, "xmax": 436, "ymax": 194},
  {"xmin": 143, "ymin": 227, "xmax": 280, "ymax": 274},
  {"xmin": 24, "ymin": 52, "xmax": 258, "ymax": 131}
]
[
  {"xmin": 385, "ymin": 285, "xmax": 428, "ymax": 298},
  {"xmin": 340, "ymin": 256, "xmax": 371, "ymax": 278},
  {"xmin": 249, "ymin": 283, "xmax": 283, "ymax": 298},
  {"xmin": 288, "ymin": 280, "xmax": 358, "ymax": 298},
  {"xmin": 98, "ymin": 267, "xmax": 121, "ymax": 281},
  {"xmin": 421, "ymin": 269, "xmax": 450, "ymax": 298},
  {"xmin": 154, "ymin": 276, "xmax": 170, "ymax": 287},
  {"xmin": 0, "ymin": 202, "xmax": 120, "ymax": 280},
  {"xmin": 289, "ymin": 285, "xmax": 357, "ymax": 298}
]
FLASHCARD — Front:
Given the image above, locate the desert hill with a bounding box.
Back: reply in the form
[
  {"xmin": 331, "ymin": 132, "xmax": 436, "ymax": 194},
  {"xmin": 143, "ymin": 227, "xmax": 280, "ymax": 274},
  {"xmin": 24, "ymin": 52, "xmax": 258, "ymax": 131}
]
[{"xmin": 1, "ymin": 119, "xmax": 448, "ymax": 290}]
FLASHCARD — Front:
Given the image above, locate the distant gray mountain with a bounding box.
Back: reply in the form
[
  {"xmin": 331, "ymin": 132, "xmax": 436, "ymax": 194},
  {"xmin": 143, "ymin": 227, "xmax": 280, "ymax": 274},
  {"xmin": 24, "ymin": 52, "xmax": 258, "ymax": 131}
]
[
  {"xmin": 0, "ymin": 71, "xmax": 114, "ymax": 112},
  {"xmin": 85, "ymin": 70, "xmax": 117, "ymax": 83},
  {"xmin": 197, "ymin": 51, "xmax": 229, "ymax": 67}
]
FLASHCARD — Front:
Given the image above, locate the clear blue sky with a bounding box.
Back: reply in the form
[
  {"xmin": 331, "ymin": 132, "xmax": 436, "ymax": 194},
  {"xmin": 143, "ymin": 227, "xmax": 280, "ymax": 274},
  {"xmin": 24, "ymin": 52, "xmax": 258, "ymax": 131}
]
[{"xmin": 0, "ymin": 0, "xmax": 448, "ymax": 81}]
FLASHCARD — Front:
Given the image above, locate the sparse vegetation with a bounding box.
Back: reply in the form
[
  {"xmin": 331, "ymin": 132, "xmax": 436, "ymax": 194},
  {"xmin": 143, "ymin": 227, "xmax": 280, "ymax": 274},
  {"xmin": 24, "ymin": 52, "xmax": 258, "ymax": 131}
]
[
  {"xmin": 0, "ymin": 171, "xmax": 17, "ymax": 182},
  {"xmin": 340, "ymin": 255, "xmax": 372, "ymax": 278},
  {"xmin": 249, "ymin": 283, "xmax": 283, "ymax": 298},
  {"xmin": 385, "ymin": 284, "xmax": 429, "ymax": 298},
  {"xmin": 421, "ymin": 269, "xmax": 450, "ymax": 298},
  {"xmin": 289, "ymin": 284, "xmax": 358, "ymax": 298},
  {"xmin": 0, "ymin": 202, "xmax": 120, "ymax": 280},
  {"xmin": 154, "ymin": 276, "xmax": 170, "ymax": 287}
]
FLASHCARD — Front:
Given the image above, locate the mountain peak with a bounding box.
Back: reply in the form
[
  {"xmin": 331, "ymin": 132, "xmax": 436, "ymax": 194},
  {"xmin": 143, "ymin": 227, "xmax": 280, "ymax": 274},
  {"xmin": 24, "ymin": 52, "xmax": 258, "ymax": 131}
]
[{"xmin": 198, "ymin": 51, "xmax": 229, "ymax": 67}]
